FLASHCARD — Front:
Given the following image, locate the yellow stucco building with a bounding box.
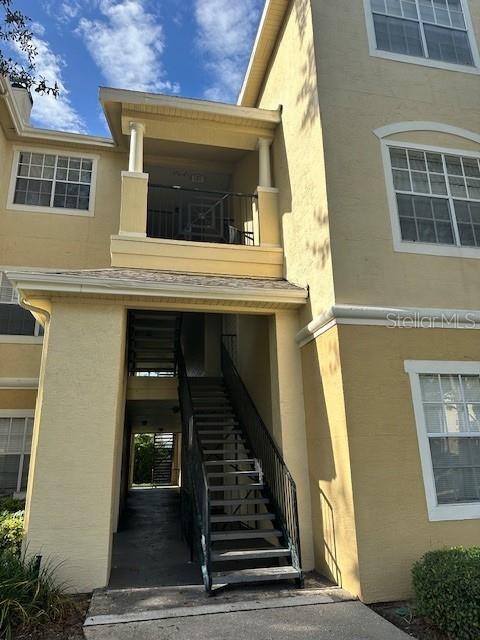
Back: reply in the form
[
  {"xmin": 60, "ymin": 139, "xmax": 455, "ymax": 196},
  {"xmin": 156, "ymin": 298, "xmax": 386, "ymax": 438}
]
[{"xmin": 1, "ymin": 0, "xmax": 480, "ymax": 604}]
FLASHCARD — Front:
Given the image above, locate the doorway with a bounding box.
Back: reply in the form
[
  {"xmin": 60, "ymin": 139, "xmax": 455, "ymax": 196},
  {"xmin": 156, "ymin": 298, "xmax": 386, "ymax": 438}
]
[{"xmin": 131, "ymin": 432, "xmax": 180, "ymax": 488}]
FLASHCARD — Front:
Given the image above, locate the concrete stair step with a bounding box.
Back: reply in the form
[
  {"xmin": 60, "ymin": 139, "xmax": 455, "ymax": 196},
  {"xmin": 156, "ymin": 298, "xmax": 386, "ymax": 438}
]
[
  {"xmin": 205, "ymin": 459, "xmax": 255, "ymax": 466},
  {"xmin": 207, "ymin": 470, "xmax": 260, "ymax": 478},
  {"xmin": 211, "ymin": 566, "xmax": 300, "ymax": 586},
  {"xmin": 210, "ymin": 497, "xmax": 269, "ymax": 507},
  {"xmin": 211, "ymin": 529, "xmax": 282, "ymax": 541},
  {"xmin": 208, "ymin": 483, "xmax": 264, "ymax": 492},
  {"xmin": 211, "ymin": 547, "xmax": 290, "ymax": 561},
  {"xmin": 210, "ymin": 513, "xmax": 275, "ymax": 523}
]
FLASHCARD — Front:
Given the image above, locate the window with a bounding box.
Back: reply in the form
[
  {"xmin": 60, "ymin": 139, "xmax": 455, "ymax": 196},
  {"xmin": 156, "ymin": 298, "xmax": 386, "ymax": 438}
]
[
  {"xmin": 406, "ymin": 361, "xmax": 480, "ymax": 520},
  {"xmin": 366, "ymin": 0, "xmax": 479, "ymax": 70},
  {"xmin": 387, "ymin": 144, "xmax": 480, "ymax": 249},
  {"xmin": 0, "ymin": 273, "xmax": 41, "ymax": 337},
  {"xmin": 0, "ymin": 416, "xmax": 33, "ymax": 494},
  {"xmin": 9, "ymin": 150, "xmax": 97, "ymax": 215}
]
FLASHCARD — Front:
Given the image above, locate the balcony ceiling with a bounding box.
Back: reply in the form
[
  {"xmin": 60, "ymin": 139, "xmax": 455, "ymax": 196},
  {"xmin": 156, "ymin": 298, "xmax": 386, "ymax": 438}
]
[
  {"xmin": 100, "ymin": 87, "xmax": 281, "ymax": 152},
  {"xmin": 143, "ymin": 138, "xmax": 248, "ymax": 169}
]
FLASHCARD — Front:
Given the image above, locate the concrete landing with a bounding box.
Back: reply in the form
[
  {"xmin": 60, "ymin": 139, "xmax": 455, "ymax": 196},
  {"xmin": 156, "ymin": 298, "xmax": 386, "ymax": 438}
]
[
  {"xmin": 86, "ymin": 574, "xmax": 349, "ymax": 626},
  {"xmin": 84, "ymin": 601, "xmax": 411, "ymax": 640},
  {"xmin": 109, "ymin": 487, "xmax": 202, "ymax": 590}
]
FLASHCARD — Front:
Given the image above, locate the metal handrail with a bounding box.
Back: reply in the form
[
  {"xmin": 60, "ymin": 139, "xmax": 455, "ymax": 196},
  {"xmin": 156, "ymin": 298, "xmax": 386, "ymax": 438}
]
[
  {"xmin": 221, "ymin": 343, "xmax": 303, "ymax": 578},
  {"xmin": 147, "ymin": 184, "xmax": 258, "ymax": 246},
  {"xmin": 149, "ymin": 183, "xmax": 258, "ymax": 199},
  {"xmin": 177, "ymin": 346, "xmax": 212, "ymax": 592}
]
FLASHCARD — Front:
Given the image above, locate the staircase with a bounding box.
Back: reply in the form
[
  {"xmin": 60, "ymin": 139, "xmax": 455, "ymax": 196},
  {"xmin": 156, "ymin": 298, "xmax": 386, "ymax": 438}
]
[
  {"xmin": 178, "ymin": 345, "xmax": 303, "ymax": 592},
  {"xmin": 152, "ymin": 433, "xmax": 174, "ymax": 486},
  {"xmin": 128, "ymin": 311, "xmax": 181, "ymax": 376}
]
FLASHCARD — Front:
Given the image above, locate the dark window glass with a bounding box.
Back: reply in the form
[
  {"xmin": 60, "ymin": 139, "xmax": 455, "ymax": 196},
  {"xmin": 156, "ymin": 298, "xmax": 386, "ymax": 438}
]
[
  {"xmin": 373, "ymin": 14, "xmax": 424, "ymax": 56},
  {"xmin": 0, "ymin": 455, "xmax": 20, "ymax": 491},
  {"xmin": 396, "ymin": 194, "xmax": 455, "ymax": 244},
  {"xmin": 0, "ymin": 306, "xmax": 36, "ymax": 335},
  {"xmin": 424, "ymin": 23, "xmax": 474, "ymax": 65}
]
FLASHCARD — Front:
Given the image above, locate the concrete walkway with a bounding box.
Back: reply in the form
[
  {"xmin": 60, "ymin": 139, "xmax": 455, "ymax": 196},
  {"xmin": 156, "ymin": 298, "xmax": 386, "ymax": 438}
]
[
  {"xmin": 84, "ymin": 600, "xmax": 410, "ymax": 639},
  {"xmin": 86, "ymin": 488, "xmax": 410, "ymax": 639},
  {"xmin": 109, "ymin": 487, "xmax": 202, "ymax": 589}
]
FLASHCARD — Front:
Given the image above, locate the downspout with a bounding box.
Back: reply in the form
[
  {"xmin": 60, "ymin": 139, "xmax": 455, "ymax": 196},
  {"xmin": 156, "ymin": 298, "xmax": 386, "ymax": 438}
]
[{"xmin": 18, "ymin": 296, "xmax": 51, "ymax": 328}]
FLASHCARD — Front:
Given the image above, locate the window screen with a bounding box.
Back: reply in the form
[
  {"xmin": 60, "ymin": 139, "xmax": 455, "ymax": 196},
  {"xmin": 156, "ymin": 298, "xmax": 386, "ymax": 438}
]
[
  {"xmin": 389, "ymin": 147, "xmax": 480, "ymax": 247},
  {"xmin": 370, "ymin": 0, "xmax": 475, "ymax": 66},
  {"xmin": 420, "ymin": 374, "xmax": 480, "ymax": 504},
  {"xmin": 14, "ymin": 152, "xmax": 93, "ymax": 211}
]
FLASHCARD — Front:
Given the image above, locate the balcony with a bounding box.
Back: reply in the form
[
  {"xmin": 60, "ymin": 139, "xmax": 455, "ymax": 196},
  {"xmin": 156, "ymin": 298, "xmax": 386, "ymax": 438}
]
[
  {"xmin": 102, "ymin": 88, "xmax": 284, "ymax": 279},
  {"xmin": 147, "ymin": 185, "xmax": 257, "ymax": 246}
]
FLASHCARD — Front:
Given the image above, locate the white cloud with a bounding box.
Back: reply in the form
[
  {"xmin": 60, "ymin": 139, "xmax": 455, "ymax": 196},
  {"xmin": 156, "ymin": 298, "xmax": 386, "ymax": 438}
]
[
  {"xmin": 76, "ymin": 0, "xmax": 180, "ymax": 93},
  {"xmin": 42, "ymin": 0, "xmax": 87, "ymax": 24},
  {"xmin": 195, "ymin": 0, "xmax": 263, "ymax": 103},
  {"xmin": 60, "ymin": 2, "xmax": 81, "ymax": 20},
  {"xmin": 14, "ymin": 35, "xmax": 86, "ymax": 133},
  {"xmin": 31, "ymin": 22, "xmax": 46, "ymax": 37}
]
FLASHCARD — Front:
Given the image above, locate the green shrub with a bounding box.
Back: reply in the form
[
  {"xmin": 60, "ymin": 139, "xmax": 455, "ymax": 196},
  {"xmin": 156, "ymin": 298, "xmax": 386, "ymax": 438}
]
[
  {"xmin": 0, "ymin": 498, "xmax": 25, "ymax": 515},
  {"xmin": 412, "ymin": 547, "xmax": 480, "ymax": 640},
  {"xmin": 0, "ymin": 550, "xmax": 76, "ymax": 640},
  {"xmin": 0, "ymin": 511, "xmax": 24, "ymax": 554}
]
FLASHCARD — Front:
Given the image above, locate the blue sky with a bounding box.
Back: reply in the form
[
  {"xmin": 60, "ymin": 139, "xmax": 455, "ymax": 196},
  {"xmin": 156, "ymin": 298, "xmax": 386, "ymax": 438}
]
[{"xmin": 12, "ymin": 0, "xmax": 265, "ymax": 136}]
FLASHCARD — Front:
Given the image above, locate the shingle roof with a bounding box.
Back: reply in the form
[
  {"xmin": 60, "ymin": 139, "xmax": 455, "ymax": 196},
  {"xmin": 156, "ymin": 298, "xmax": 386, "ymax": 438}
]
[
  {"xmin": 6, "ymin": 268, "xmax": 308, "ymax": 309},
  {"xmin": 25, "ymin": 268, "xmax": 304, "ymax": 292}
]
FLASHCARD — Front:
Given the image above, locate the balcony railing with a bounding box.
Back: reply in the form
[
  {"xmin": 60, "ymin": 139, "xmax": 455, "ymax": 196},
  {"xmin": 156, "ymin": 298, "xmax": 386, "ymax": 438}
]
[{"xmin": 147, "ymin": 184, "xmax": 257, "ymax": 246}]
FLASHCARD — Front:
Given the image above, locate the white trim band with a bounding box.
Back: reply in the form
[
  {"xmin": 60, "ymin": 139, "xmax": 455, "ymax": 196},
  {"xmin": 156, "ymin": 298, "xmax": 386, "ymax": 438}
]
[
  {"xmin": 0, "ymin": 335, "xmax": 43, "ymax": 344},
  {"xmin": 297, "ymin": 304, "xmax": 480, "ymax": 346},
  {"xmin": 0, "ymin": 378, "xmax": 39, "ymax": 389},
  {"xmin": 373, "ymin": 121, "xmax": 480, "ymax": 145}
]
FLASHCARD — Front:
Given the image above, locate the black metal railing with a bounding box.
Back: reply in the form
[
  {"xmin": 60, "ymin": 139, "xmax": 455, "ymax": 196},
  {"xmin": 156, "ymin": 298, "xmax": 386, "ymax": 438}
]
[
  {"xmin": 221, "ymin": 343, "xmax": 303, "ymax": 578},
  {"xmin": 178, "ymin": 345, "xmax": 212, "ymax": 592},
  {"xmin": 221, "ymin": 333, "xmax": 237, "ymax": 365},
  {"xmin": 147, "ymin": 184, "xmax": 257, "ymax": 246}
]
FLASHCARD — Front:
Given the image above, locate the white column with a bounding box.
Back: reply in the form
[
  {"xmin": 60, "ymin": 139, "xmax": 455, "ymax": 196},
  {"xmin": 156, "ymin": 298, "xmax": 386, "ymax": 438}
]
[
  {"xmin": 258, "ymin": 137, "xmax": 272, "ymax": 188},
  {"xmin": 128, "ymin": 122, "xmax": 145, "ymax": 173}
]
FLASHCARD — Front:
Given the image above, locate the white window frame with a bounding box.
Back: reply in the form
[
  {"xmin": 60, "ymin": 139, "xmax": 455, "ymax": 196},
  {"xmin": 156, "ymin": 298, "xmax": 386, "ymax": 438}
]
[
  {"xmin": 405, "ymin": 360, "xmax": 480, "ymax": 521},
  {"xmin": 363, "ymin": 0, "xmax": 480, "ymax": 74},
  {"xmin": 0, "ymin": 411, "xmax": 34, "ymax": 495},
  {"xmin": 7, "ymin": 146, "xmax": 99, "ymax": 217},
  {"xmin": 381, "ymin": 139, "xmax": 480, "ymax": 258},
  {"xmin": 0, "ymin": 272, "xmax": 42, "ymax": 339}
]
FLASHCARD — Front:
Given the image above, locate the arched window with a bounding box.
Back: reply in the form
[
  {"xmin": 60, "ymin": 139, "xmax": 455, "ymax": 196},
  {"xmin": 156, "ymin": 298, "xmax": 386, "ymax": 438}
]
[{"xmin": 375, "ymin": 122, "xmax": 480, "ymax": 258}]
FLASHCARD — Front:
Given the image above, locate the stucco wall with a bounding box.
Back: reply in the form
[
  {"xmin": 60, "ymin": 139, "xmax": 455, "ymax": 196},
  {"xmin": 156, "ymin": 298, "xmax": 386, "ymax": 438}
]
[
  {"xmin": 257, "ymin": 0, "xmax": 335, "ymax": 320},
  {"xmin": 311, "ymin": 0, "xmax": 480, "ymax": 309},
  {"xmin": 0, "ymin": 133, "xmax": 125, "ymax": 270},
  {"xmin": 25, "ymin": 301, "xmax": 127, "ymax": 592},
  {"xmin": 301, "ymin": 327, "xmax": 360, "ymax": 596},
  {"xmin": 0, "ymin": 389, "xmax": 37, "ymax": 410},
  {"xmin": 0, "ymin": 343, "xmax": 42, "ymax": 378},
  {"xmin": 235, "ymin": 314, "xmax": 273, "ymax": 433},
  {"xmin": 338, "ymin": 324, "xmax": 480, "ymax": 602}
]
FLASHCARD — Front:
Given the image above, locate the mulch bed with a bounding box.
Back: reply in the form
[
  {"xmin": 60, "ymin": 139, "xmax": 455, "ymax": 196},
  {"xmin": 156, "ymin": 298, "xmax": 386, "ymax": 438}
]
[
  {"xmin": 371, "ymin": 602, "xmax": 449, "ymax": 639},
  {"xmin": 12, "ymin": 595, "xmax": 90, "ymax": 640}
]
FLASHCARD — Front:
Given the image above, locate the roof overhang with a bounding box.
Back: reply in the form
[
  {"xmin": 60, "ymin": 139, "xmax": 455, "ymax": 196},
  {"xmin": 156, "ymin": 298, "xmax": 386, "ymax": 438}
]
[
  {"xmin": 6, "ymin": 268, "xmax": 308, "ymax": 311},
  {"xmin": 100, "ymin": 87, "xmax": 281, "ymax": 152},
  {"xmin": 0, "ymin": 76, "xmax": 115, "ymax": 150},
  {"xmin": 238, "ymin": 0, "xmax": 290, "ymax": 107}
]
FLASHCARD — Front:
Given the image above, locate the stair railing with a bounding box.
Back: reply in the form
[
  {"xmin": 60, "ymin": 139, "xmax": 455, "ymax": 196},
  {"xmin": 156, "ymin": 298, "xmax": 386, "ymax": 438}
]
[
  {"xmin": 177, "ymin": 345, "xmax": 212, "ymax": 592},
  {"xmin": 221, "ymin": 343, "xmax": 303, "ymax": 579}
]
